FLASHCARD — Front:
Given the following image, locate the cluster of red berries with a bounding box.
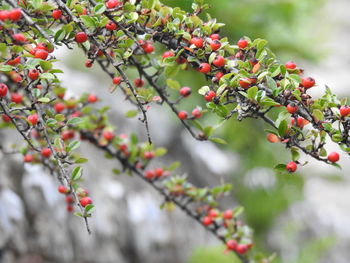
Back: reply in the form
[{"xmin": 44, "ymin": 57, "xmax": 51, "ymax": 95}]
[
  {"xmin": 200, "ymin": 207, "xmax": 252, "ymax": 254},
  {"xmin": 0, "ymin": 8, "xmax": 22, "ymax": 22},
  {"xmin": 58, "ymin": 185, "xmax": 92, "ymax": 212},
  {"xmin": 139, "ymin": 40, "xmax": 154, "ymax": 54},
  {"xmin": 144, "ymin": 168, "xmax": 169, "ymax": 180}
]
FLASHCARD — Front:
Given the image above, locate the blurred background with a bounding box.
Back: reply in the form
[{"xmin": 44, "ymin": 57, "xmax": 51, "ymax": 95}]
[{"xmin": 1, "ymin": 0, "xmax": 350, "ymax": 262}]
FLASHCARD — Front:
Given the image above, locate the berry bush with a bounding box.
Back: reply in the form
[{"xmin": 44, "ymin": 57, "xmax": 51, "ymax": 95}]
[{"xmin": 0, "ymin": 0, "xmax": 347, "ymax": 262}]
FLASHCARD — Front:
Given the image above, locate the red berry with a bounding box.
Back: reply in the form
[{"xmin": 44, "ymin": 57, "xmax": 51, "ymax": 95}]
[
  {"xmin": 237, "ymin": 38, "xmax": 248, "ymax": 49},
  {"xmin": 54, "ymin": 102, "xmax": 65, "ymax": 113},
  {"xmin": 52, "ymin": 9, "xmax": 62, "ymax": 20},
  {"xmin": 204, "ymin": 90, "xmax": 216, "ymax": 102},
  {"xmin": 155, "ymin": 168, "xmax": 164, "ymax": 178},
  {"xmin": 163, "ymin": 51, "xmax": 174, "ymax": 59},
  {"xmin": 340, "ymin": 106, "xmax": 350, "ymax": 117},
  {"xmin": 12, "ymin": 33, "xmax": 26, "ymax": 43},
  {"xmin": 286, "ymin": 161, "xmax": 297, "ymax": 173},
  {"xmin": 7, "ymin": 56, "xmax": 21, "ymax": 66},
  {"xmin": 75, "ymin": 32, "xmax": 88, "ymax": 43},
  {"xmin": 328, "ymin": 152, "xmax": 340, "ymax": 163},
  {"xmin": 61, "ymin": 130, "xmax": 75, "ymax": 140},
  {"xmin": 41, "ymin": 148, "xmax": 52, "ymax": 158},
  {"xmin": 144, "ymin": 151, "xmax": 155, "ymax": 159},
  {"xmin": 210, "ymin": 34, "xmax": 220, "ymax": 40},
  {"xmin": 88, "ymin": 94, "xmax": 98, "ymax": 103},
  {"xmin": 11, "ymin": 93, "xmax": 23, "ymax": 104},
  {"xmin": 58, "ymin": 185, "xmax": 67, "ymax": 194},
  {"xmin": 192, "ymin": 108, "xmax": 202, "ymax": 119},
  {"xmin": 67, "ymin": 205, "xmax": 74, "ymax": 212},
  {"xmin": 2, "ymin": 114, "xmax": 11, "ymax": 123},
  {"xmin": 28, "ymin": 69, "xmax": 39, "ymax": 80},
  {"xmin": 267, "ymin": 133, "xmax": 280, "ymax": 143},
  {"xmin": 223, "ymin": 209, "xmax": 233, "ymax": 220},
  {"xmin": 106, "ymin": 0, "xmax": 120, "ymax": 9},
  {"xmin": 213, "ymin": 55, "xmax": 225, "ymax": 67},
  {"xmin": 0, "ymin": 83, "xmax": 8, "ymax": 98},
  {"xmin": 190, "ymin": 37, "xmax": 204, "ymax": 48},
  {"xmin": 85, "ymin": 59, "xmax": 93, "ymax": 68},
  {"xmin": 0, "ymin": 10, "xmax": 10, "ymax": 21},
  {"xmin": 103, "ymin": 131, "xmax": 115, "ymax": 141},
  {"xmin": 199, "ymin": 63, "xmax": 210, "ymax": 74},
  {"xmin": 106, "ymin": 20, "xmax": 117, "ymax": 30},
  {"xmin": 301, "ymin": 77, "xmax": 315, "ymax": 89},
  {"xmin": 143, "ymin": 43, "xmax": 154, "ymax": 54},
  {"xmin": 215, "ymin": 72, "xmax": 224, "ymax": 81},
  {"xmin": 34, "ymin": 49, "xmax": 48, "ymax": 60},
  {"xmin": 236, "ymin": 244, "xmax": 249, "ymax": 254},
  {"xmin": 179, "ymin": 87, "xmax": 191, "ymax": 97},
  {"xmin": 178, "ymin": 111, "xmax": 188, "ymax": 120},
  {"xmin": 285, "ymin": 61, "xmax": 297, "ymax": 70},
  {"xmin": 250, "ymin": 58, "xmax": 259, "ymax": 66},
  {"xmin": 176, "ymin": 57, "xmax": 187, "ymax": 64},
  {"xmin": 202, "ymin": 216, "xmax": 213, "ymax": 226},
  {"xmin": 134, "ymin": 78, "xmax": 144, "ymax": 88},
  {"xmin": 36, "ymin": 43, "xmax": 48, "ymax": 51},
  {"xmin": 239, "ymin": 78, "xmax": 251, "ymax": 89},
  {"xmin": 208, "ymin": 209, "xmax": 218, "ymax": 218},
  {"xmin": 23, "ymin": 154, "xmax": 34, "ymax": 163},
  {"xmin": 210, "ymin": 40, "xmax": 221, "ymax": 51},
  {"xmin": 286, "ymin": 103, "xmax": 298, "ymax": 114},
  {"xmin": 291, "ymin": 117, "xmax": 308, "ymax": 128},
  {"xmin": 9, "ymin": 9, "xmax": 22, "ymax": 22},
  {"xmin": 226, "ymin": 240, "xmax": 238, "ymax": 250},
  {"xmin": 144, "ymin": 170, "xmax": 155, "ymax": 180},
  {"xmin": 112, "ymin": 76, "xmax": 121, "ymax": 85},
  {"xmin": 66, "ymin": 195, "xmax": 74, "ymax": 203},
  {"xmin": 27, "ymin": 113, "xmax": 38, "ymax": 125},
  {"xmin": 80, "ymin": 197, "xmax": 92, "ymax": 207}
]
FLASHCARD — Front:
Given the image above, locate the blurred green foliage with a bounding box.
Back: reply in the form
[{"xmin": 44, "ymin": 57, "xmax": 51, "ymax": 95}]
[{"xmin": 189, "ymin": 246, "xmax": 241, "ymax": 263}]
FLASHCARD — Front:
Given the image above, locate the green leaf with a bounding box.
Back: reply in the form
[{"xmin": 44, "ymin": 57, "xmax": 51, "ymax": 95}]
[
  {"xmin": 209, "ymin": 137, "xmax": 227, "ymax": 144},
  {"xmin": 55, "ymin": 114, "xmax": 65, "ymax": 122},
  {"xmin": 165, "ymin": 64, "xmax": 179, "ymax": 78},
  {"xmin": 112, "ymin": 168, "xmax": 120, "ymax": 174},
  {"xmin": 266, "ymin": 76, "xmax": 277, "ymax": 91},
  {"xmin": 75, "ymin": 158, "xmax": 88, "ymax": 164},
  {"xmin": 0, "ymin": 65, "xmax": 13, "ymax": 72},
  {"xmin": 198, "ymin": 86, "xmax": 210, "ymax": 95},
  {"xmin": 46, "ymin": 118, "xmax": 57, "ymax": 127},
  {"xmin": 38, "ymin": 97, "xmax": 51, "ymax": 103},
  {"xmin": 54, "ymin": 29, "xmax": 66, "ymax": 43},
  {"xmin": 125, "ymin": 110, "xmax": 138, "ymax": 118},
  {"xmin": 94, "ymin": 3, "xmax": 106, "ymax": 14},
  {"xmin": 233, "ymin": 206, "xmax": 244, "ymax": 217},
  {"xmin": 166, "ymin": 79, "xmax": 181, "ymax": 90},
  {"xmin": 313, "ymin": 109, "xmax": 324, "ymax": 121},
  {"xmin": 84, "ymin": 204, "xmax": 95, "ymax": 214},
  {"xmin": 247, "ymin": 86, "xmax": 258, "ymax": 100},
  {"xmin": 291, "ymin": 147, "xmax": 300, "ymax": 161},
  {"xmin": 40, "ymin": 60, "xmax": 52, "ymax": 71},
  {"xmin": 40, "ymin": 73, "xmax": 55, "ymax": 80},
  {"xmin": 274, "ymin": 163, "xmax": 287, "ymax": 172},
  {"xmin": 68, "ymin": 140, "xmax": 81, "ymax": 152},
  {"xmin": 203, "ymin": 126, "xmax": 214, "ymax": 137},
  {"xmin": 71, "ymin": 166, "xmax": 83, "ymax": 181},
  {"xmin": 80, "ymin": 15, "xmax": 96, "ymax": 29},
  {"xmin": 67, "ymin": 117, "xmax": 82, "ymax": 126},
  {"xmin": 155, "ymin": 147, "xmax": 167, "ymax": 156},
  {"xmin": 278, "ymin": 120, "xmax": 288, "ymax": 137},
  {"xmin": 168, "ymin": 161, "xmax": 180, "ymax": 171}
]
